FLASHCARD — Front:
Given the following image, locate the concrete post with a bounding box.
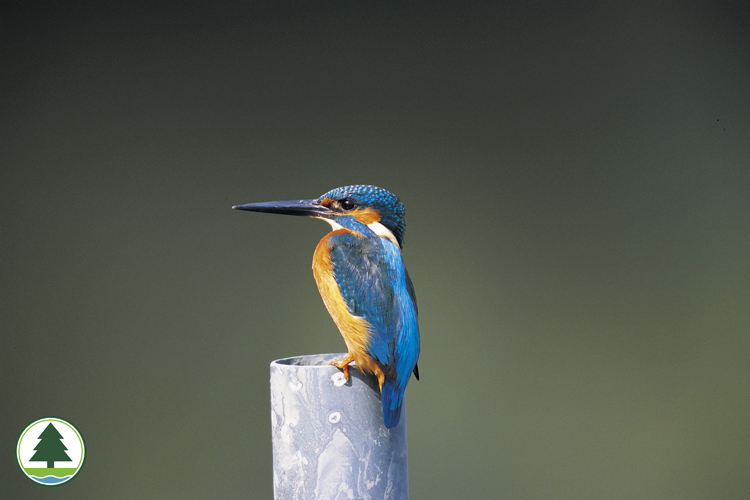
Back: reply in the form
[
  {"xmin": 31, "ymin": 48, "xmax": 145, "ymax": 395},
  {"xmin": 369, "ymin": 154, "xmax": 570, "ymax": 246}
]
[{"xmin": 270, "ymin": 354, "xmax": 409, "ymax": 500}]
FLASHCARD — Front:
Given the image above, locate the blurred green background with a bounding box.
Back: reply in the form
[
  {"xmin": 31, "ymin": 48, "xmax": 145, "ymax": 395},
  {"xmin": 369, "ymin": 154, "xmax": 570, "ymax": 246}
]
[{"xmin": 3, "ymin": 1, "xmax": 749, "ymax": 498}]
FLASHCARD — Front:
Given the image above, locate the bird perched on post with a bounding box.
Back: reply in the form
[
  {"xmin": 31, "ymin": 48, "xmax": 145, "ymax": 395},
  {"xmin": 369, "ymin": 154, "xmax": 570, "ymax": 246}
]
[{"xmin": 233, "ymin": 185, "xmax": 420, "ymax": 428}]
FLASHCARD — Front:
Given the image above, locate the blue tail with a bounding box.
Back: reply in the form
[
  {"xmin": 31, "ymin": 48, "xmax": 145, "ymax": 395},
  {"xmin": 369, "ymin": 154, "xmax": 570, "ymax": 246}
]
[{"xmin": 381, "ymin": 378, "xmax": 404, "ymax": 428}]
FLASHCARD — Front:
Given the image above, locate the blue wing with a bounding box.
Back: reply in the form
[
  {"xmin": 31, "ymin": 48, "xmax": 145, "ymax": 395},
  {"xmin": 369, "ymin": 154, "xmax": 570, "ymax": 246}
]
[
  {"xmin": 404, "ymin": 268, "xmax": 419, "ymax": 380},
  {"xmin": 329, "ymin": 232, "xmax": 420, "ymax": 386}
]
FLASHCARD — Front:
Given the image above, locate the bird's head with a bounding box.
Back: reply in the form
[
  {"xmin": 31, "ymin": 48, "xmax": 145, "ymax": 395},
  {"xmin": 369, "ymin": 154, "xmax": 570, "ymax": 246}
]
[{"xmin": 233, "ymin": 185, "xmax": 407, "ymax": 248}]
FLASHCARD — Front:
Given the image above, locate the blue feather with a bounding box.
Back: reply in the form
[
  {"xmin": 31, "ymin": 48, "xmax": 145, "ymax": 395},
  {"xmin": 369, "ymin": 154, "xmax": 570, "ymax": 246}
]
[
  {"xmin": 328, "ymin": 222, "xmax": 419, "ymax": 427},
  {"xmin": 381, "ymin": 378, "xmax": 403, "ymax": 428}
]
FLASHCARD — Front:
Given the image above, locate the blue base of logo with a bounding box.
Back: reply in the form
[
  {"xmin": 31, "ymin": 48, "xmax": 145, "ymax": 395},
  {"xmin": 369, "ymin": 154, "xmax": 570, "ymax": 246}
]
[{"xmin": 31, "ymin": 475, "xmax": 72, "ymax": 485}]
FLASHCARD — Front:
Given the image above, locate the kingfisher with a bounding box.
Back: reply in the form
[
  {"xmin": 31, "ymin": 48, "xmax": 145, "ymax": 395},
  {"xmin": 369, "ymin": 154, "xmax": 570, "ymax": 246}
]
[{"xmin": 233, "ymin": 185, "xmax": 420, "ymax": 428}]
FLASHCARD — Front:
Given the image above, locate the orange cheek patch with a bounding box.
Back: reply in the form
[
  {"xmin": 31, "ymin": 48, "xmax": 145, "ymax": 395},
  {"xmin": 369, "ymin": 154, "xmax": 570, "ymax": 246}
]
[{"xmin": 352, "ymin": 207, "xmax": 381, "ymax": 225}]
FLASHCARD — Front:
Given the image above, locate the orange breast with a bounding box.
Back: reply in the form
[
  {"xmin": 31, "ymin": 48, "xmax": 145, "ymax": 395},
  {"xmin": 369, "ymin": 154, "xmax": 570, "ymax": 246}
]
[{"xmin": 311, "ymin": 230, "xmax": 385, "ymax": 387}]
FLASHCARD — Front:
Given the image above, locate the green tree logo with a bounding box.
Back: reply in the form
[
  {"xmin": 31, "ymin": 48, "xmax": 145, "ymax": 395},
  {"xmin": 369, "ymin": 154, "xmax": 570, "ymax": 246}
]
[
  {"xmin": 29, "ymin": 423, "xmax": 72, "ymax": 468},
  {"xmin": 17, "ymin": 417, "xmax": 85, "ymax": 486}
]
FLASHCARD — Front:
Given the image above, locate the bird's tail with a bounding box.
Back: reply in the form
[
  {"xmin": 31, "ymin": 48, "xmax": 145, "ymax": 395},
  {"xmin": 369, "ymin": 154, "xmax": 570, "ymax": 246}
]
[{"xmin": 381, "ymin": 378, "xmax": 404, "ymax": 428}]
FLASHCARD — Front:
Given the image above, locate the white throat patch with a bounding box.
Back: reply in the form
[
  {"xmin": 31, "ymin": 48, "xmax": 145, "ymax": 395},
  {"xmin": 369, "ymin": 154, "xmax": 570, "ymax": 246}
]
[
  {"xmin": 320, "ymin": 218, "xmax": 344, "ymax": 231},
  {"xmin": 367, "ymin": 221, "xmax": 400, "ymax": 247},
  {"xmin": 318, "ymin": 218, "xmax": 400, "ymax": 248}
]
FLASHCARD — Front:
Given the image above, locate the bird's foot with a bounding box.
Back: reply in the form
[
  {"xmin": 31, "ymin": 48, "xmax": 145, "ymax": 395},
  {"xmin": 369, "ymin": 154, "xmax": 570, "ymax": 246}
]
[{"xmin": 330, "ymin": 354, "xmax": 355, "ymax": 383}]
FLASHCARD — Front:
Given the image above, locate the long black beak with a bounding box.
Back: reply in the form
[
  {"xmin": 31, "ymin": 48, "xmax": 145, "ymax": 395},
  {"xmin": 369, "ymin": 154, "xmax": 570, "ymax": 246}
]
[{"xmin": 232, "ymin": 198, "xmax": 332, "ymax": 218}]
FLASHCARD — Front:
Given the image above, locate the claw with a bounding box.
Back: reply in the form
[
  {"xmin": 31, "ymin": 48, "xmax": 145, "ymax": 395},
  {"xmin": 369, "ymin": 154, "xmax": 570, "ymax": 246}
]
[{"xmin": 330, "ymin": 353, "xmax": 355, "ymax": 382}]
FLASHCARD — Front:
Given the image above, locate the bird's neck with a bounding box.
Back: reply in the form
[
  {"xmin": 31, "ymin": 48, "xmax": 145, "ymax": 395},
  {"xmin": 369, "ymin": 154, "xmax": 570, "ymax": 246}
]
[{"xmin": 319, "ymin": 216, "xmax": 400, "ymax": 248}]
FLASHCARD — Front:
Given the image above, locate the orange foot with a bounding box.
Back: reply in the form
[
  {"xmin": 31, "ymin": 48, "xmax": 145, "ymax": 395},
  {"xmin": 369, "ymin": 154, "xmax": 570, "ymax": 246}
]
[{"xmin": 330, "ymin": 353, "xmax": 355, "ymax": 382}]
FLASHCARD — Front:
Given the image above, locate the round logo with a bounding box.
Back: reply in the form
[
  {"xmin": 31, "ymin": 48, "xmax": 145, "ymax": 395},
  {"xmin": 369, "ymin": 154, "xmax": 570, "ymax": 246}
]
[{"xmin": 16, "ymin": 417, "xmax": 85, "ymax": 486}]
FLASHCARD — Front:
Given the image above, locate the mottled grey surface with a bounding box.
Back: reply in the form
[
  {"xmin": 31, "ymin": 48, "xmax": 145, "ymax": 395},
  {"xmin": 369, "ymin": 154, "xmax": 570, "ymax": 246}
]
[{"xmin": 271, "ymin": 355, "xmax": 408, "ymax": 499}]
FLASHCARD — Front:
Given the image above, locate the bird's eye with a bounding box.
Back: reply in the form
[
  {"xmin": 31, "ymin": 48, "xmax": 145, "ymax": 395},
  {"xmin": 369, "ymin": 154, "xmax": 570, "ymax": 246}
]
[{"xmin": 340, "ymin": 198, "xmax": 356, "ymax": 211}]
